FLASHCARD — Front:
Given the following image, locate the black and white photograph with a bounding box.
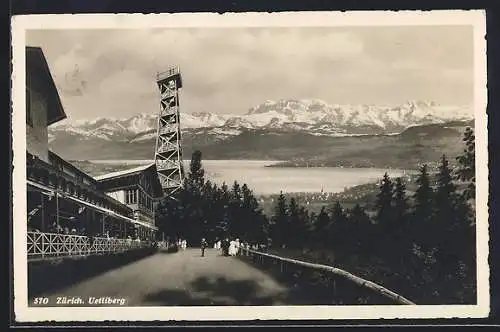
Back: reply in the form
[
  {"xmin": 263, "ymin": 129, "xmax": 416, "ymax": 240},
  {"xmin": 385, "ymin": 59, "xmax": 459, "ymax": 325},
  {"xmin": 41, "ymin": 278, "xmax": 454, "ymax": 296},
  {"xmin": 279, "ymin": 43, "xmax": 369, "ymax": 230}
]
[{"xmin": 12, "ymin": 11, "xmax": 489, "ymax": 322}]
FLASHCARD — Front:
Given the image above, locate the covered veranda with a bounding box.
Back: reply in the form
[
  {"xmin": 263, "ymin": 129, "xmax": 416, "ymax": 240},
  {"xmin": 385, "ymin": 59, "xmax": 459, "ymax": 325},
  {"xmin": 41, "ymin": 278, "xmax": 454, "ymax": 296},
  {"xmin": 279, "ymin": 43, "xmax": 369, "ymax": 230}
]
[{"xmin": 26, "ymin": 155, "xmax": 158, "ymax": 261}]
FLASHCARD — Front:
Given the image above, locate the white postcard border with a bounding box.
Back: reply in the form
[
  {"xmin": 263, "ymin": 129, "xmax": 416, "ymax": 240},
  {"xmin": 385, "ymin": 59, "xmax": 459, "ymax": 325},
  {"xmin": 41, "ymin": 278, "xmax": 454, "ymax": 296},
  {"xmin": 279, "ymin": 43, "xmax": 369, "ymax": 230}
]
[{"xmin": 11, "ymin": 10, "xmax": 489, "ymax": 322}]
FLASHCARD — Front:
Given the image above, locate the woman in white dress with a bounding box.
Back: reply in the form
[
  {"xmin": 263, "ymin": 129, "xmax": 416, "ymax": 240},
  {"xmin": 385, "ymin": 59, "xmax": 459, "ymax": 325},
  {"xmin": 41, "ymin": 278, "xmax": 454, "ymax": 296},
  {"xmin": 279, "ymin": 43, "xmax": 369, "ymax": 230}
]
[
  {"xmin": 234, "ymin": 239, "xmax": 241, "ymax": 256},
  {"xmin": 229, "ymin": 240, "xmax": 236, "ymax": 256}
]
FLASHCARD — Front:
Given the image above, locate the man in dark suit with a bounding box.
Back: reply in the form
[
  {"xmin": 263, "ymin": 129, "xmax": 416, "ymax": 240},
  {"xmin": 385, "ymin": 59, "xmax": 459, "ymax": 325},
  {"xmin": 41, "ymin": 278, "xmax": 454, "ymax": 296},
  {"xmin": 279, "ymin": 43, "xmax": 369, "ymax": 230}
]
[
  {"xmin": 222, "ymin": 238, "xmax": 230, "ymax": 256},
  {"xmin": 200, "ymin": 238, "xmax": 208, "ymax": 257}
]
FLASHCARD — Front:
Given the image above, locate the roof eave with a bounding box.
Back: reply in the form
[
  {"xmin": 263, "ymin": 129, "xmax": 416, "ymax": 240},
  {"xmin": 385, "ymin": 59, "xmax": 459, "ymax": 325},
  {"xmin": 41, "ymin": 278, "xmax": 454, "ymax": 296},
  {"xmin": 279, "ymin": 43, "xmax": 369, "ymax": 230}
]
[{"xmin": 26, "ymin": 46, "xmax": 67, "ymax": 126}]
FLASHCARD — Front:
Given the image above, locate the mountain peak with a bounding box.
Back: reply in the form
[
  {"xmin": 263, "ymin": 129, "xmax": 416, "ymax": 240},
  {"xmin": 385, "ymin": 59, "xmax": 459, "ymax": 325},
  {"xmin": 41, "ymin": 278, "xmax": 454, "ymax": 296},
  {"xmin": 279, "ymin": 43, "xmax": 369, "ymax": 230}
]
[
  {"xmin": 49, "ymin": 98, "xmax": 474, "ymax": 142},
  {"xmin": 403, "ymin": 100, "xmax": 439, "ymax": 108}
]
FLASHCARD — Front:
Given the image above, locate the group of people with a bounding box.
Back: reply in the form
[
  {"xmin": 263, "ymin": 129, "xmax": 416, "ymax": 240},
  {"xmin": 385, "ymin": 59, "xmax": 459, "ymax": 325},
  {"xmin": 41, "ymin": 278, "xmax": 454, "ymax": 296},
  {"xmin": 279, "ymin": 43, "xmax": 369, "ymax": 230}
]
[
  {"xmin": 176, "ymin": 238, "xmax": 188, "ymax": 250},
  {"xmin": 169, "ymin": 236, "xmax": 259, "ymax": 257},
  {"xmin": 213, "ymin": 238, "xmax": 247, "ymax": 257}
]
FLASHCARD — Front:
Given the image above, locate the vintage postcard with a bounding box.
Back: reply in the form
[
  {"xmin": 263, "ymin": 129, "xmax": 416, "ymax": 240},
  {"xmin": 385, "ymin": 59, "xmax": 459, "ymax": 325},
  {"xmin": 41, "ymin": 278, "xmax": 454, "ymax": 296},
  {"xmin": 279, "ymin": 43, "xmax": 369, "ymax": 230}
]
[{"xmin": 11, "ymin": 10, "xmax": 489, "ymax": 322}]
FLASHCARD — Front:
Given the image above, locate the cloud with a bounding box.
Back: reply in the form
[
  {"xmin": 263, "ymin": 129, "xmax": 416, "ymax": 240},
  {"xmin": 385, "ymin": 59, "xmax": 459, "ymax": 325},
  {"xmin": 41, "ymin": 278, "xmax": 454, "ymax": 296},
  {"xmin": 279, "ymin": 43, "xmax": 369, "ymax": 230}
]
[{"xmin": 26, "ymin": 26, "xmax": 474, "ymax": 121}]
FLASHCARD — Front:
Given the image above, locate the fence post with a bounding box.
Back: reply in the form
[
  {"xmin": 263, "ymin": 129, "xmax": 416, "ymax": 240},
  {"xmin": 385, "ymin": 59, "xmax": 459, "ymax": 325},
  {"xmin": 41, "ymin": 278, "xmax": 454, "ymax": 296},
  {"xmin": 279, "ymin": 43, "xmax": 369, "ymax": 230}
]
[{"xmin": 41, "ymin": 233, "xmax": 45, "ymax": 259}]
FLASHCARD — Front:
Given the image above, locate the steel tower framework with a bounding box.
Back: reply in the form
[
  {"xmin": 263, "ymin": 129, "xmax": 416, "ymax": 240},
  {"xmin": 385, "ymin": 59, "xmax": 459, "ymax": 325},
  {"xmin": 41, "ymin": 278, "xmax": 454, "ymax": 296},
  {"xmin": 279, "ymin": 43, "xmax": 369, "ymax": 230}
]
[{"xmin": 154, "ymin": 66, "xmax": 185, "ymax": 197}]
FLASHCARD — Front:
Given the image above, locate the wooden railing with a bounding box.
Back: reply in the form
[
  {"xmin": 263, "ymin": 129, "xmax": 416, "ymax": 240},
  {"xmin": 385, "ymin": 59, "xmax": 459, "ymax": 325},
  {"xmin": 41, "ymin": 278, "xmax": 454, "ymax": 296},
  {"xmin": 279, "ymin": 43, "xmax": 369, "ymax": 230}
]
[
  {"xmin": 239, "ymin": 247, "xmax": 415, "ymax": 305},
  {"xmin": 27, "ymin": 232, "xmax": 153, "ymax": 261},
  {"xmin": 157, "ymin": 66, "xmax": 181, "ymax": 81}
]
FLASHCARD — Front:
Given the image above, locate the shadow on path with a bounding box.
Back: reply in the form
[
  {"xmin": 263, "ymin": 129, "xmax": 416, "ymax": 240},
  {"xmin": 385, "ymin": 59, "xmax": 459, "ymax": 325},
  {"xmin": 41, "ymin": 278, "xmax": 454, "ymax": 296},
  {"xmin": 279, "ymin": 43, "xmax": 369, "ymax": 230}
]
[
  {"xmin": 142, "ymin": 275, "xmax": 318, "ymax": 306},
  {"xmin": 28, "ymin": 248, "xmax": 158, "ymax": 298}
]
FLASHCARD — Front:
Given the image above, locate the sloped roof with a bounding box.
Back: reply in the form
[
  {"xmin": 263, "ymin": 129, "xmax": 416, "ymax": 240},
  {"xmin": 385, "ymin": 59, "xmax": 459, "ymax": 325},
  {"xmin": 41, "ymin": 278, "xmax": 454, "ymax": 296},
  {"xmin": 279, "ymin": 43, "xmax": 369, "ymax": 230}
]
[
  {"xmin": 94, "ymin": 163, "xmax": 155, "ymax": 181},
  {"xmin": 26, "ymin": 46, "xmax": 67, "ymax": 126}
]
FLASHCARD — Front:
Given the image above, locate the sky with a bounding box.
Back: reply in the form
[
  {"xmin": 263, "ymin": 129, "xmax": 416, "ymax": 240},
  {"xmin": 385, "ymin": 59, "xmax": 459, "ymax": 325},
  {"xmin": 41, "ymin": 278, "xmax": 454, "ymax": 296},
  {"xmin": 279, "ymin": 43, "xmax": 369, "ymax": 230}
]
[{"xmin": 26, "ymin": 26, "xmax": 474, "ymax": 122}]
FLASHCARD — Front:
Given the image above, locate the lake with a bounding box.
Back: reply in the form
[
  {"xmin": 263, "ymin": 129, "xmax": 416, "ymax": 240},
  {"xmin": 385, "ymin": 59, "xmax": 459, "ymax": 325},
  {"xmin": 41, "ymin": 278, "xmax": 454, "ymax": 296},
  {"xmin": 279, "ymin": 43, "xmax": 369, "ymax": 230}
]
[{"xmin": 88, "ymin": 159, "xmax": 410, "ymax": 195}]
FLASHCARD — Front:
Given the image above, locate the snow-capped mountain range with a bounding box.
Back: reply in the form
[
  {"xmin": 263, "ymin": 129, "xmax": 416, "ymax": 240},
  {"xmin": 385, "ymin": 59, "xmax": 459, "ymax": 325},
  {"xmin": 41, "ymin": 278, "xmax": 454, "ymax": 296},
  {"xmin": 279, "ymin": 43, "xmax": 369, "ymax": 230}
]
[{"xmin": 48, "ymin": 99, "xmax": 474, "ymax": 143}]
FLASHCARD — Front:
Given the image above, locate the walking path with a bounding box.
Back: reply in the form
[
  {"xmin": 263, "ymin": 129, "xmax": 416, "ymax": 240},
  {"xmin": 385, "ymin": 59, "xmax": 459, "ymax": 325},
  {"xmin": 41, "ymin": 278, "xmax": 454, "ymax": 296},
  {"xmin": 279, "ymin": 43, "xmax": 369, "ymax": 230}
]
[{"xmin": 38, "ymin": 248, "xmax": 297, "ymax": 306}]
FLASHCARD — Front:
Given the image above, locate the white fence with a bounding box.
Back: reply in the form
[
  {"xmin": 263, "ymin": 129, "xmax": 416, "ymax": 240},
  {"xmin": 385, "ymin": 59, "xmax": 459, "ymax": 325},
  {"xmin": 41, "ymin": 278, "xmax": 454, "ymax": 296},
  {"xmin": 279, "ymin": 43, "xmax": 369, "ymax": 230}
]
[{"xmin": 27, "ymin": 232, "xmax": 152, "ymax": 261}]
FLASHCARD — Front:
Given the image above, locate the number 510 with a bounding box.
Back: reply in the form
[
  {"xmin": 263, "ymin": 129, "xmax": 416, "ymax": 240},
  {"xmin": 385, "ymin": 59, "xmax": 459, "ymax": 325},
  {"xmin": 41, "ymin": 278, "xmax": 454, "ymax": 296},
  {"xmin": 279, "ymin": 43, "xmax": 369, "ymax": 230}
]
[{"xmin": 33, "ymin": 297, "xmax": 49, "ymax": 305}]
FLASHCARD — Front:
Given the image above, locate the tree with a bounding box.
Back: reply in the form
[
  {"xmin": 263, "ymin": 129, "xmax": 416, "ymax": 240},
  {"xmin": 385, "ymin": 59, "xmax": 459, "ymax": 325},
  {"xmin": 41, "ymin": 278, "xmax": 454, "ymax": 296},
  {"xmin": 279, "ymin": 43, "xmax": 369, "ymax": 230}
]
[
  {"xmin": 454, "ymin": 127, "xmax": 476, "ymax": 246},
  {"xmin": 216, "ymin": 211, "xmax": 230, "ymax": 240},
  {"xmin": 329, "ymin": 200, "xmax": 348, "ymax": 251},
  {"xmin": 435, "ymin": 154, "xmax": 470, "ymax": 274},
  {"xmin": 393, "ymin": 177, "xmax": 410, "ymax": 255},
  {"xmin": 435, "ymin": 155, "xmax": 458, "ymax": 227},
  {"xmin": 412, "ymin": 164, "xmax": 435, "ymax": 250},
  {"xmin": 375, "ymin": 173, "xmax": 395, "ymax": 255},
  {"xmin": 348, "ymin": 204, "xmax": 372, "ymax": 254},
  {"xmin": 220, "ymin": 182, "xmax": 231, "ymax": 203},
  {"xmin": 229, "ymin": 181, "xmax": 243, "ymax": 237},
  {"xmin": 156, "ymin": 196, "xmax": 182, "ymax": 239},
  {"xmin": 455, "ymin": 127, "xmax": 475, "ymax": 200},
  {"xmin": 241, "ymin": 183, "xmax": 268, "ymax": 243},
  {"xmin": 287, "ymin": 197, "xmax": 306, "ymax": 249},
  {"xmin": 219, "ymin": 182, "xmax": 232, "ymax": 233},
  {"xmin": 313, "ymin": 206, "xmax": 331, "ymax": 248},
  {"xmin": 270, "ymin": 191, "xmax": 288, "ymax": 248},
  {"xmin": 375, "ymin": 173, "xmax": 394, "ymax": 226},
  {"xmin": 393, "ymin": 177, "xmax": 409, "ymax": 223},
  {"xmin": 186, "ymin": 150, "xmax": 205, "ymax": 193},
  {"xmin": 297, "ymin": 206, "xmax": 312, "ymax": 248}
]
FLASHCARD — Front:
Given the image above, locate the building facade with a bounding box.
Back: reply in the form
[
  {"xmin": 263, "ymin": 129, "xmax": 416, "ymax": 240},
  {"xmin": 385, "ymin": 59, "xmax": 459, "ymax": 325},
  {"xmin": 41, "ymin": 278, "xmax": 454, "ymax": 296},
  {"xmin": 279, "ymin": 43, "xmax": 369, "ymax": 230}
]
[
  {"xmin": 26, "ymin": 47, "xmax": 66, "ymax": 163},
  {"xmin": 25, "ymin": 47, "xmax": 158, "ymax": 253},
  {"xmin": 95, "ymin": 164, "xmax": 164, "ymax": 240}
]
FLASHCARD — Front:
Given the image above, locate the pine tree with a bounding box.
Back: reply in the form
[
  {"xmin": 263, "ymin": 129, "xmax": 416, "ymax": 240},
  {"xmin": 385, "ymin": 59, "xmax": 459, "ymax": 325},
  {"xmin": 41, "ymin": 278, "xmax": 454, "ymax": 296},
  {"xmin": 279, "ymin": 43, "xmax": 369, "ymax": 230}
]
[
  {"xmin": 329, "ymin": 200, "xmax": 348, "ymax": 251},
  {"xmin": 393, "ymin": 177, "xmax": 410, "ymax": 249},
  {"xmin": 229, "ymin": 181, "xmax": 243, "ymax": 237},
  {"xmin": 297, "ymin": 206, "xmax": 311, "ymax": 249},
  {"xmin": 435, "ymin": 154, "xmax": 465, "ymax": 272},
  {"xmin": 241, "ymin": 183, "xmax": 267, "ymax": 243},
  {"xmin": 271, "ymin": 191, "xmax": 288, "ymax": 248},
  {"xmin": 314, "ymin": 206, "xmax": 331, "ymax": 248},
  {"xmin": 287, "ymin": 197, "xmax": 301, "ymax": 248},
  {"xmin": 455, "ymin": 127, "xmax": 475, "ymax": 200},
  {"xmin": 375, "ymin": 173, "xmax": 394, "ymax": 258},
  {"xmin": 176, "ymin": 150, "xmax": 207, "ymax": 243},
  {"xmin": 435, "ymin": 155, "xmax": 458, "ymax": 225},
  {"xmin": 412, "ymin": 164, "xmax": 435, "ymax": 250},
  {"xmin": 375, "ymin": 173, "xmax": 395, "ymax": 229},
  {"xmin": 216, "ymin": 211, "xmax": 230, "ymax": 240},
  {"xmin": 220, "ymin": 182, "xmax": 231, "ymax": 203},
  {"xmin": 348, "ymin": 204, "xmax": 372, "ymax": 254},
  {"xmin": 454, "ymin": 127, "xmax": 476, "ymax": 263},
  {"xmin": 186, "ymin": 150, "xmax": 205, "ymax": 193},
  {"xmin": 219, "ymin": 182, "xmax": 232, "ymax": 233},
  {"xmin": 393, "ymin": 178, "xmax": 409, "ymax": 223}
]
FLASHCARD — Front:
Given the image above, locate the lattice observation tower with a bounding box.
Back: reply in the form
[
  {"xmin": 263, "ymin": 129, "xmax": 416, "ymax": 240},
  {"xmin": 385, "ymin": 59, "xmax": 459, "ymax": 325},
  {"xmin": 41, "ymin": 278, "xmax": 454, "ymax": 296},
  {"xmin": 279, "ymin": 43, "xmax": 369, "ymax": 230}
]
[{"xmin": 154, "ymin": 66, "xmax": 185, "ymax": 197}]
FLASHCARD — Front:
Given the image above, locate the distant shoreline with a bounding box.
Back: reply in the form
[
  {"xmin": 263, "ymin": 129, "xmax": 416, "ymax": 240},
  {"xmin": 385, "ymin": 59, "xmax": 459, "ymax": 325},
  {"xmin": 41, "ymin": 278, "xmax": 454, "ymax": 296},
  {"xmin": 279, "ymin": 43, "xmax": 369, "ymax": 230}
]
[
  {"xmin": 72, "ymin": 159, "xmax": 422, "ymax": 171},
  {"xmin": 265, "ymin": 161, "xmax": 421, "ymax": 171}
]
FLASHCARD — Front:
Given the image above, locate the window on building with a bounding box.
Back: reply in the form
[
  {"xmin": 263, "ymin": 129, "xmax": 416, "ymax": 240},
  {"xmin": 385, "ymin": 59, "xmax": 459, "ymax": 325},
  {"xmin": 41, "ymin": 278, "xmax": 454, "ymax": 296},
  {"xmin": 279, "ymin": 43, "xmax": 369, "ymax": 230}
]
[
  {"xmin": 26, "ymin": 88, "xmax": 32, "ymax": 126},
  {"xmin": 126, "ymin": 189, "xmax": 138, "ymax": 204}
]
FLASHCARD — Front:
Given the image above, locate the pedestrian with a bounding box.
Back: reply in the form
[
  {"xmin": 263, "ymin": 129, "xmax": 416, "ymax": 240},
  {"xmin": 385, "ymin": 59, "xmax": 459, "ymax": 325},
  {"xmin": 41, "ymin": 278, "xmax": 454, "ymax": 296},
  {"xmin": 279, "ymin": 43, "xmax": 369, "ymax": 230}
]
[
  {"xmin": 235, "ymin": 238, "xmax": 241, "ymax": 256},
  {"xmin": 200, "ymin": 238, "xmax": 208, "ymax": 257},
  {"xmin": 222, "ymin": 238, "xmax": 230, "ymax": 256},
  {"xmin": 229, "ymin": 239, "xmax": 236, "ymax": 256}
]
